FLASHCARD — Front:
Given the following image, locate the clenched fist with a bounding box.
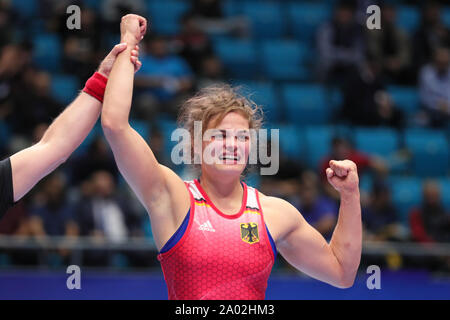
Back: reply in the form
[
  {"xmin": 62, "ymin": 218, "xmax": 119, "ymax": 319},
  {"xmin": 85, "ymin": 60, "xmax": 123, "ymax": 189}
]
[
  {"xmin": 120, "ymin": 14, "xmax": 147, "ymax": 46},
  {"xmin": 326, "ymin": 160, "xmax": 359, "ymax": 196}
]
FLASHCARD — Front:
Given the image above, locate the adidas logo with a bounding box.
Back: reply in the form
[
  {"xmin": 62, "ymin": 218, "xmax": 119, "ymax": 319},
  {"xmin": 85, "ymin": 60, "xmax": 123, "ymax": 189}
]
[{"xmin": 198, "ymin": 220, "xmax": 216, "ymax": 232}]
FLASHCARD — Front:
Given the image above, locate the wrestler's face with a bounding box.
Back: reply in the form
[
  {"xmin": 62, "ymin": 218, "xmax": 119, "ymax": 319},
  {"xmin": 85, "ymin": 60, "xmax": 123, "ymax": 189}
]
[{"xmin": 201, "ymin": 112, "xmax": 251, "ymax": 178}]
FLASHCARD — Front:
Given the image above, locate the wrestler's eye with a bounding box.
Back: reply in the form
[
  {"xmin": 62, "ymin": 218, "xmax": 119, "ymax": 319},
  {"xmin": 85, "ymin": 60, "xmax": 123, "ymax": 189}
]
[
  {"xmin": 237, "ymin": 133, "xmax": 249, "ymax": 142},
  {"xmin": 211, "ymin": 131, "xmax": 225, "ymax": 141}
]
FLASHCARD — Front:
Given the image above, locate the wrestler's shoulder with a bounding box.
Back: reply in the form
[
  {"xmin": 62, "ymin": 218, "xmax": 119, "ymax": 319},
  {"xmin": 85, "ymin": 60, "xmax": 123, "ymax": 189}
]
[
  {"xmin": 257, "ymin": 191, "xmax": 298, "ymax": 216},
  {"xmin": 257, "ymin": 192, "xmax": 301, "ymax": 242}
]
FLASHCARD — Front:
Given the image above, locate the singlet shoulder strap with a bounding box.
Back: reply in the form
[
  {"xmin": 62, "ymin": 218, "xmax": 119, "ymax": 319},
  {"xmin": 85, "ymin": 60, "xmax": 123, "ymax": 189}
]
[
  {"xmin": 244, "ymin": 185, "xmax": 261, "ymax": 212},
  {"xmin": 185, "ymin": 180, "xmax": 205, "ymax": 202}
]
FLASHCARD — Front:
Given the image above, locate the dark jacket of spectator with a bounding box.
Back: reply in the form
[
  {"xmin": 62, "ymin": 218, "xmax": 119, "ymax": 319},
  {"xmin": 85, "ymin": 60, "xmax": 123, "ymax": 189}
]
[
  {"xmin": 366, "ymin": 4, "xmax": 411, "ymax": 84},
  {"xmin": 418, "ymin": 47, "xmax": 450, "ymax": 127},
  {"xmin": 317, "ymin": 2, "xmax": 365, "ymax": 83},
  {"xmin": 412, "ymin": 2, "xmax": 450, "ymax": 75},
  {"xmin": 410, "ymin": 181, "xmax": 450, "ymax": 243}
]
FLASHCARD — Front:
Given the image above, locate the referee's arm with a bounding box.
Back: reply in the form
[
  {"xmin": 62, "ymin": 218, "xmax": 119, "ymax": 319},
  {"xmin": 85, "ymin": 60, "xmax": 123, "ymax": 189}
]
[
  {"xmin": 9, "ymin": 91, "xmax": 102, "ymax": 203},
  {"xmin": 0, "ymin": 158, "xmax": 14, "ymax": 219},
  {"xmin": 5, "ymin": 44, "xmax": 141, "ymax": 205}
]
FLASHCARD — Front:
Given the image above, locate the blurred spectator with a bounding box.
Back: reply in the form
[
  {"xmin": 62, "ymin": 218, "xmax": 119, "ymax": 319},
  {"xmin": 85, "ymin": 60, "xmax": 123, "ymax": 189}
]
[
  {"xmin": 61, "ymin": 7, "xmax": 102, "ymax": 81},
  {"xmin": 174, "ymin": 13, "xmax": 214, "ymax": 74},
  {"xmin": 134, "ymin": 35, "xmax": 194, "ymax": 118},
  {"xmin": 363, "ymin": 180, "xmax": 404, "ymax": 241},
  {"xmin": 0, "ymin": 44, "xmax": 32, "ymax": 124},
  {"xmin": 22, "ymin": 171, "xmax": 78, "ymax": 264},
  {"xmin": 76, "ymin": 171, "xmax": 142, "ymax": 243},
  {"xmin": 38, "ymin": 0, "xmax": 69, "ymax": 21},
  {"xmin": 10, "ymin": 68, "xmax": 62, "ymax": 136},
  {"xmin": 316, "ymin": 0, "xmax": 365, "ymax": 84},
  {"xmin": 191, "ymin": 0, "xmax": 223, "ymax": 19},
  {"xmin": 413, "ymin": 2, "xmax": 450, "ymax": 76},
  {"xmin": 371, "ymin": 91, "xmax": 405, "ymax": 128},
  {"xmin": 148, "ymin": 126, "xmax": 172, "ymax": 169},
  {"xmin": 354, "ymin": 0, "xmax": 380, "ymax": 26},
  {"xmin": 0, "ymin": 201, "xmax": 29, "ymax": 235},
  {"xmin": 28, "ymin": 172, "xmax": 78, "ymax": 238},
  {"xmin": 0, "ymin": 200, "xmax": 35, "ymax": 266},
  {"xmin": 340, "ymin": 55, "xmax": 384, "ymax": 125},
  {"xmin": 320, "ymin": 136, "xmax": 388, "ymax": 200},
  {"xmin": 196, "ymin": 55, "xmax": 225, "ymax": 89},
  {"xmin": 75, "ymin": 170, "xmax": 144, "ymax": 266},
  {"xmin": 410, "ymin": 180, "xmax": 450, "ymax": 243},
  {"xmin": 418, "ymin": 47, "xmax": 450, "ymax": 127},
  {"xmin": 69, "ymin": 136, "xmax": 119, "ymax": 185},
  {"xmin": 31, "ymin": 123, "xmax": 49, "ymax": 144},
  {"xmin": 189, "ymin": 0, "xmax": 249, "ymax": 37},
  {"xmin": 341, "ymin": 55, "xmax": 404, "ymax": 127},
  {"xmin": 0, "ymin": 2, "xmax": 15, "ymax": 47},
  {"xmin": 259, "ymin": 140, "xmax": 305, "ymax": 201},
  {"xmin": 101, "ymin": 0, "xmax": 146, "ymax": 33},
  {"xmin": 366, "ymin": 4, "xmax": 411, "ymax": 84},
  {"xmin": 293, "ymin": 171, "xmax": 338, "ymax": 241}
]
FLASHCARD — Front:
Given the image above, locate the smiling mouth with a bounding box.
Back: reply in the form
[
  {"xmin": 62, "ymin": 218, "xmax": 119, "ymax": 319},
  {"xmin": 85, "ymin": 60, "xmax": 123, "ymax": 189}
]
[{"xmin": 219, "ymin": 154, "xmax": 240, "ymax": 161}]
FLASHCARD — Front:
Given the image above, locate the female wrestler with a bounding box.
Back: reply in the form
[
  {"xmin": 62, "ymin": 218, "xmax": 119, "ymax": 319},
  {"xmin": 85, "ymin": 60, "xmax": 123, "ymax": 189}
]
[{"xmin": 102, "ymin": 14, "xmax": 361, "ymax": 300}]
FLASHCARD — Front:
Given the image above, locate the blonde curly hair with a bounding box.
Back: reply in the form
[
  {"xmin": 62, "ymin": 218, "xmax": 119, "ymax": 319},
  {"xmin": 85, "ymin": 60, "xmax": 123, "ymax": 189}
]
[{"xmin": 177, "ymin": 84, "xmax": 264, "ymax": 166}]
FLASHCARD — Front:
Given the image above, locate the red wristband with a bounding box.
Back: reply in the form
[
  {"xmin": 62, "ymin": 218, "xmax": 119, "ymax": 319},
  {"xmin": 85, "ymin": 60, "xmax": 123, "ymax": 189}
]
[{"xmin": 83, "ymin": 72, "xmax": 108, "ymax": 103}]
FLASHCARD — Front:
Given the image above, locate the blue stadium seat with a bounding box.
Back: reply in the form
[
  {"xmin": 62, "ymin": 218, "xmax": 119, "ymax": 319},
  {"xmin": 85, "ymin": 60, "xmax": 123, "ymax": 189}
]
[
  {"xmin": 243, "ymin": 172, "xmax": 261, "ymax": 189},
  {"xmin": 0, "ymin": 253, "xmax": 11, "ymax": 267},
  {"xmin": 282, "ymin": 84, "xmax": 331, "ymax": 125},
  {"xmin": 32, "ymin": 34, "xmax": 62, "ymax": 73},
  {"xmin": 329, "ymin": 87, "xmax": 343, "ymax": 111},
  {"xmin": 387, "ymin": 86, "xmax": 420, "ymax": 116},
  {"xmin": 443, "ymin": 7, "xmax": 450, "ymax": 28},
  {"xmin": 242, "ymin": 2, "xmax": 285, "ymax": 39},
  {"xmin": 404, "ymin": 129, "xmax": 449, "ymax": 177},
  {"xmin": 359, "ymin": 172, "xmax": 374, "ymax": 194},
  {"xmin": 157, "ymin": 118, "xmax": 179, "ymax": 158},
  {"xmin": 287, "ymin": 3, "xmax": 332, "ymax": 43},
  {"xmin": 28, "ymin": 19, "xmax": 46, "ymax": 36},
  {"xmin": 147, "ymin": 1, "xmax": 190, "ymax": 35},
  {"xmin": 130, "ymin": 120, "xmax": 151, "ymax": 140},
  {"xmin": 47, "ymin": 253, "xmax": 63, "ymax": 268},
  {"xmin": 278, "ymin": 125, "xmax": 304, "ymax": 161},
  {"xmin": 0, "ymin": 121, "xmax": 11, "ymax": 150},
  {"xmin": 304, "ymin": 126, "xmax": 333, "ymax": 169},
  {"xmin": 11, "ymin": 0, "xmax": 37, "ymax": 19},
  {"xmin": 82, "ymin": 0, "xmax": 103, "ymax": 11},
  {"xmin": 260, "ymin": 40, "xmax": 310, "ymax": 81},
  {"xmin": 222, "ymin": 0, "xmax": 241, "ymax": 16},
  {"xmin": 74, "ymin": 123, "xmax": 103, "ymax": 157},
  {"xmin": 143, "ymin": 217, "xmax": 154, "ymax": 240},
  {"xmin": 234, "ymin": 81, "xmax": 281, "ymax": 123},
  {"xmin": 389, "ymin": 176, "xmax": 423, "ymax": 225},
  {"xmin": 396, "ymin": 6, "xmax": 420, "ymax": 33},
  {"xmin": 50, "ymin": 74, "xmax": 79, "ymax": 105},
  {"xmin": 354, "ymin": 127, "xmax": 401, "ymax": 159},
  {"xmin": 214, "ymin": 39, "xmax": 258, "ymax": 78},
  {"xmin": 111, "ymin": 253, "xmax": 129, "ymax": 269}
]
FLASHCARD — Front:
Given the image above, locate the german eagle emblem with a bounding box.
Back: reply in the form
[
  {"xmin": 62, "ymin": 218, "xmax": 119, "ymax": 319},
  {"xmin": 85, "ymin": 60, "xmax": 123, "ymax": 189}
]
[{"xmin": 240, "ymin": 223, "xmax": 259, "ymax": 244}]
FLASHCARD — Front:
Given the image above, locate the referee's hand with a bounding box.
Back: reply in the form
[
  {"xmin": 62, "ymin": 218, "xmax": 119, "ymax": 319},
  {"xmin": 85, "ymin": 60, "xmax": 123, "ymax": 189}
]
[{"xmin": 98, "ymin": 43, "xmax": 142, "ymax": 77}]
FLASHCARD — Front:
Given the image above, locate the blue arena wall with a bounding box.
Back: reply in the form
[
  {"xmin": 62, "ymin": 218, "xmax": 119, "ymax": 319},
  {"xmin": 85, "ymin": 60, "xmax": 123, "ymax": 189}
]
[{"xmin": 0, "ymin": 270, "xmax": 449, "ymax": 300}]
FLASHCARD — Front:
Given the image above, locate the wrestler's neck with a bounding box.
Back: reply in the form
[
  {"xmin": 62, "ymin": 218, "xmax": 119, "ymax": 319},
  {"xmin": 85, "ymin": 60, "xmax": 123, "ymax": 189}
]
[{"xmin": 199, "ymin": 171, "xmax": 243, "ymax": 202}]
